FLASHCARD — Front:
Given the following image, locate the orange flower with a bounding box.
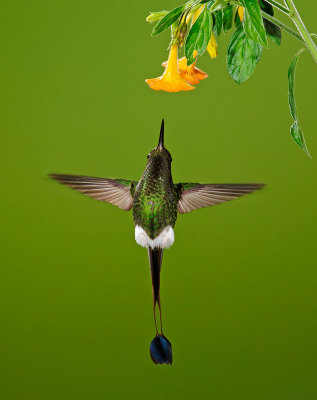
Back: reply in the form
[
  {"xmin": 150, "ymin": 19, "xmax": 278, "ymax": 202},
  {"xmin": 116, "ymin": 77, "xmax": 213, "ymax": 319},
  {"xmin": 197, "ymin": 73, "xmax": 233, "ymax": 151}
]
[
  {"xmin": 238, "ymin": 6, "xmax": 244, "ymax": 22},
  {"xmin": 146, "ymin": 44, "xmax": 194, "ymax": 92},
  {"xmin": 162, "ymin": 56, "xmax": 208, "ymax": 85},
  {"xmin": 207, "ymin": 33, "xmax": 218, "ymax": 59}
]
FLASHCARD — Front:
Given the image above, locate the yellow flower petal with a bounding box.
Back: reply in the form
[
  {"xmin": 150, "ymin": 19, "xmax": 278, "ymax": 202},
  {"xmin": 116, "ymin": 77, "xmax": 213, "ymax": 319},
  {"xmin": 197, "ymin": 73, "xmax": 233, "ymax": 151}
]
[
  {"xmin": 146, "ymin": 44, "xmax": 194, "ymax": 92},
  {"xmin": 238, "ymin": 6, "xmax": 244, "ymax": 22},
  {"xmin": 207, "ymin": 33, "xmax": 218, "ymax": 59},
  {"xmin": 189, "ymin": 64, "xmax": 208, "ymax": 81},
  {"xmin": 162, "ymin": 56, "xmax": 208, "ymax": 85},
  {"xmin": 180, "ymin": 58, "xmax": 208, "ymax": 84},
  {"xmin": 192, "ymin": 5, "xmax": 204, "ymax": 23}
]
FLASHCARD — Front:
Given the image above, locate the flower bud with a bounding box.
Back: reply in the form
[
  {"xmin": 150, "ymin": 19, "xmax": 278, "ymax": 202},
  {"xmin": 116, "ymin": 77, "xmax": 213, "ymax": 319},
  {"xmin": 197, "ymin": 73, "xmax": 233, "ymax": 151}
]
[
  {"xmin": 146, "ymin": 11, "xmax": 168, "ymax": 23},
  {"xmin": 173, "ymin": 22, "xmax": 187, "ymax": 46},
  {"xmin": 150, "ymin": 334, "xmax": 172, "ymax": 365},
  {"xmin": 178, "ymin": 22, "xmax": 188, "ymax": 45}
]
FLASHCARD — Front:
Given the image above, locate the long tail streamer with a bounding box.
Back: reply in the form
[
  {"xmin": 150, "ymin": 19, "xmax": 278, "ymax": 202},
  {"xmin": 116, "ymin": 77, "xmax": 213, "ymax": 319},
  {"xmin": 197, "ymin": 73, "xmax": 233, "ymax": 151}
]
[{"xmin": 148, "ymin": 248, "xmax": 172, "ymax": 365}]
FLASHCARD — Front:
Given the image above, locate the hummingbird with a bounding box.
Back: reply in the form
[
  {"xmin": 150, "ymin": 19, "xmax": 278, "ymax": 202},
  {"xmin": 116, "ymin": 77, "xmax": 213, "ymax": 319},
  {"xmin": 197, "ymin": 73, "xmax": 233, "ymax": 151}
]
[{"xmin": 49, "ymin": 119, "xmax": 264, "ymax": 365}]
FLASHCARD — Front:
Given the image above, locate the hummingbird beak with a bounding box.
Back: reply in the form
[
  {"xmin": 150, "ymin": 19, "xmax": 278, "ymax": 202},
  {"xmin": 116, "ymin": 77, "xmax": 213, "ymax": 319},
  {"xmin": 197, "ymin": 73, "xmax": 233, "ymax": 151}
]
[{"xmin": 157, "ymin": 119, "xmax": 164, "ymax": 151}]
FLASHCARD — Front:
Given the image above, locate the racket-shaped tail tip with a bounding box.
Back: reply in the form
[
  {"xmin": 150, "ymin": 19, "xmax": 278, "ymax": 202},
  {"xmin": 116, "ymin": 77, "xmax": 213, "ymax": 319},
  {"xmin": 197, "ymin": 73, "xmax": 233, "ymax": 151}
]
[{"xmin": 150, "ymin": 334, "xmax": 172, "ymax": 365}]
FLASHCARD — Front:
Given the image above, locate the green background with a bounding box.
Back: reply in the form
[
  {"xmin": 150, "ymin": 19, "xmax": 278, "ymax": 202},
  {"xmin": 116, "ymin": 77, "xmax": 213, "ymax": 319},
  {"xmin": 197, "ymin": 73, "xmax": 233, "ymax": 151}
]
[{"xmin": 1, "ymin": 1, "xmax": 317, "ymax": 399}]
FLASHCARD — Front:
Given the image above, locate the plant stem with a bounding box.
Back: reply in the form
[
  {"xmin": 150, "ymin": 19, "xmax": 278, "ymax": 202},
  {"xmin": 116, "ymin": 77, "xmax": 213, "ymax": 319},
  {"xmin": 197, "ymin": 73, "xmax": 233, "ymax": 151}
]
[
  {"xmin": 260, "ymin": 10, "xmax": 304, "ymax": 43},
  {"xmin": 285, "ymin": 0, "xmax": 317, "ymax": 63},
  {"xmin": 265, "ymin": 0, "xmax": 292, "ymax": 16}
]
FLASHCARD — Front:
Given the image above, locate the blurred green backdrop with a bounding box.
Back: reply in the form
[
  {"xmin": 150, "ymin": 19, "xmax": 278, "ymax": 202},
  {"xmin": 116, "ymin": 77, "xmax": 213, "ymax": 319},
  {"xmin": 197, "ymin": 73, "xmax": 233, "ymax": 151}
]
[{"xmin": 1, "ymin": 1, "xmax": 317, "ymax": 399}]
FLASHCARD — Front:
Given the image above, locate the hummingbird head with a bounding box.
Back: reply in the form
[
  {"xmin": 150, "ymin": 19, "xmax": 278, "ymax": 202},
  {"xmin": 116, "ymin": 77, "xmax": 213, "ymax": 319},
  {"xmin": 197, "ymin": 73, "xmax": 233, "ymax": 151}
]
[{"xmin": 147, "ymin": 119, "xmax": 172, "ymax": 163}]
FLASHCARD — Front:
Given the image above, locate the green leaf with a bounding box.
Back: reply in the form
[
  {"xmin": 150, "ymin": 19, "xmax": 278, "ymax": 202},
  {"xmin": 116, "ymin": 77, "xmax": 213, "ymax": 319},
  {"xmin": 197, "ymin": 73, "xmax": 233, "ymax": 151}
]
[
  {"xmin": 288, "ymin": 48, "xmax": 304, "ymax": 121},
  {"xmin": 146, "ymin": 11, "xmax": 169, "ymax": 24},
  {"xmin": 258, "ymin": 0, "xmax": 273, "ymax": 15},
  {"xmin": 227, "ymin": 24, "xmax": 262, "ymax": 84},
  {"xmin": 263, "ymin": 18, "xmax": 281, "ymax": 45},
  {"xmin": 234, "ymin": 8, "xmax": 242, "ymax": 27},
  {"xmin": 241, "ymin": 0, "xmax": 268, "ymax": 47},
  {"xmin": 258, "ymin": 0, "xmax": 281, "ymax": 45},
  {"xmin": 206, "ymin": 1, "xmax": 221, "ymax": 36},
  {"xmin": 185, "ymin": 6, "xmax": 213, "ymax": 65},
  {"xmin": 290, "ymin": 122, "xmax": 310, "ymax": 156},
  {"xmin": 288, "ymin": 48, "xmax": 310, "ymax": 157},
  {"xmin": 152, "ymin": 5, "xmax": 185, "ymax": 37},
  {"xmin": 222, "ymin": 5, "xmax": 233, "ymax": 33},
  {"xmin": 212, "ymin": 10, "xmax": 222, "ymax": 37}
]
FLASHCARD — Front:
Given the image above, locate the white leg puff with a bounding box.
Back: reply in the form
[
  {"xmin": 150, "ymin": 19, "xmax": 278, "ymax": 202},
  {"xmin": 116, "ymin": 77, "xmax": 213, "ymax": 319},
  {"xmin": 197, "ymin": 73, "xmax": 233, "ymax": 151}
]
[{"xmin": 135, "ymin": 225, "xmax": 175, "ymax": 249}]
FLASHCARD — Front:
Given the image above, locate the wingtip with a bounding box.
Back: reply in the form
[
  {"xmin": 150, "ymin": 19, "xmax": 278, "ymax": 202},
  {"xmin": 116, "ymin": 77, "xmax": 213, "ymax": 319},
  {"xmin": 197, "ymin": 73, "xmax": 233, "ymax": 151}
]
[
  {"xmin": 257, "ymin": 183, "xmax": 266, "ymax": 190},
  {"xmin": 48, "ymin": 173, "xmax": 57, "ymax": 180},
  {"xmin": 48, "ymin": 173, "xmax": 63, "ymax": 182},
  {"xmin": 48, "ymin": 173, "xmax": 73, "ymax": 184},
  {"xmin": 245, "ymin": 183, "xmax": 266, "ymax": 192}
]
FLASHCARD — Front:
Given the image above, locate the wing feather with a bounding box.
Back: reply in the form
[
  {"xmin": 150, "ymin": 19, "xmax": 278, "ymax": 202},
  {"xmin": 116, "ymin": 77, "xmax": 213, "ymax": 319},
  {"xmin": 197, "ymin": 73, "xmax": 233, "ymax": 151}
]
[
  {"xmin": 49, "ymin": 174, "xmax": 135, "ymax": 211},
  {"xmin": 177, "ymin": 183, "xmax": 265, "ymax": 214}
]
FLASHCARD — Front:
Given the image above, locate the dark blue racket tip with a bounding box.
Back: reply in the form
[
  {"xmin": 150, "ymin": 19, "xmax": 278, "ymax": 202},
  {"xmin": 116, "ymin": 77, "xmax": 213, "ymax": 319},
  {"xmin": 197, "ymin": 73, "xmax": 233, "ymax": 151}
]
[{"xmin": 150, "ymin": 334, "xmax": 172, "ymax": 365}]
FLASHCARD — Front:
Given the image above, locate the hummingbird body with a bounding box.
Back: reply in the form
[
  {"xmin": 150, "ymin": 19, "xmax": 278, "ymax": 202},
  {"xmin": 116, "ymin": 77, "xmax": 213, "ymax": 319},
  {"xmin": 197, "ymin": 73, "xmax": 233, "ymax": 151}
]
[
  {"xmin": 133, "ymin": 145, "xmax": 178, "ymax": 249},
  {"xmin": 50, "ymin": 119, "xmax": 265, "ymax": 365}
]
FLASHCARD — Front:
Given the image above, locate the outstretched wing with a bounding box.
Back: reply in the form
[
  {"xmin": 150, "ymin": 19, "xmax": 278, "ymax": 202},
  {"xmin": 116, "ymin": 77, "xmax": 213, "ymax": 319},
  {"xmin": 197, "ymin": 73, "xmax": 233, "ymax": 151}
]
[
  {"xmin": 49, "ymin": 174, "xmax": 137, "ymax": 211},
  {"xmin": 176, "ymin": 183, "xmax": 265, "ymax": 214}
]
